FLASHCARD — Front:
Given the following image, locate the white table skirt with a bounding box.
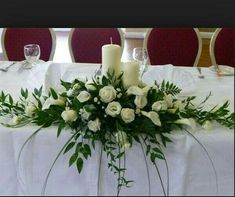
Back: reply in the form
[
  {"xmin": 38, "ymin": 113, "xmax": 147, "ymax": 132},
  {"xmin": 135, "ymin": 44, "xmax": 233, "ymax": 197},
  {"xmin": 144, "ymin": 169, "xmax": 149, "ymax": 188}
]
[{"xmin": 0, "ymin": 61, "xmax": 234, "ymax": 196}]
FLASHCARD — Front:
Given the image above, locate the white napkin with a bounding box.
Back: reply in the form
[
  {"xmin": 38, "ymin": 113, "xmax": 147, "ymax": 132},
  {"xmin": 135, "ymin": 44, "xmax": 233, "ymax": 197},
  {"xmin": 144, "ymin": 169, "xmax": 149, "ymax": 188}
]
[
  {"xmin": 43, "ymin": 63, "xmax": 98, "ymax": 94},
  {"xmin": 60, "ymin": 64, "xmax": 97, "ymax": 82},
  {"xmin": 26, "ymin": 61, "xmax": 53, "ymax": 91},
  {"xmin": 143, "ymin": 64, "xmax": 197, "ymax": 94}
]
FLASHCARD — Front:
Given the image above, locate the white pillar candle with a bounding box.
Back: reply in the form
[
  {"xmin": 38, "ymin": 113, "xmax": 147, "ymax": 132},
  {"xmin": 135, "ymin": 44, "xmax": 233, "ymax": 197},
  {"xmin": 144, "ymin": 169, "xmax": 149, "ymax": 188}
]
[
  {"xmin": 102, "ymin": 44, "xmax": 121, "ymax": 78},
  {"xmin": 122, "ymin": 60, "xmax": 140, "ymax": 88}
]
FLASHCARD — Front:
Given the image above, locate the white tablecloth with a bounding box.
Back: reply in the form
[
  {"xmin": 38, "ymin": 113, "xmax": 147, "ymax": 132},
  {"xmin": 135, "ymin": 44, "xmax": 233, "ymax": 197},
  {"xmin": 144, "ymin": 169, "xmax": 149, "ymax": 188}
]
[{"xmin": 0, "ymin": 61, "xmax": 234, "ymax": 196}]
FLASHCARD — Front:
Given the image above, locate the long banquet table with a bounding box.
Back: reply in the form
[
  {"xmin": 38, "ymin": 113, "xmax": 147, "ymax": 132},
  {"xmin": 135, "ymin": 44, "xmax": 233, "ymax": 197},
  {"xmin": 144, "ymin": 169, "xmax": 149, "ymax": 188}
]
[{"xmin": 0, "ymin": 61, "xmax": 234, "ymax": 196}]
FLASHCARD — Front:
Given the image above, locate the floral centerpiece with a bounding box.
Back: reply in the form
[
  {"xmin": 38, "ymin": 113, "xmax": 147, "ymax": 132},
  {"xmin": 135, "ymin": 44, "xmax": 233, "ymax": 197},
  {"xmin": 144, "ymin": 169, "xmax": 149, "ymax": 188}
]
[{"xmin": 0, "ymin": 44, "xmax": 234, "ymax": 196}]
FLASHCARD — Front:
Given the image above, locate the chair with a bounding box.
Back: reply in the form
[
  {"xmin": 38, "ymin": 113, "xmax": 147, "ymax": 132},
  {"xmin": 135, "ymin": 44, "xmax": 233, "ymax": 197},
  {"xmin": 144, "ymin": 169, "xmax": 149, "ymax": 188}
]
[
  {"xmin": 68, "ymin": 28, "xmax": 124, "ymax": 63},
  {"xmin": 209, "ymin": 28, "xmax": 235, "ymax": 67},
  {"xmin": 1, "ymin": 28, "xmax": 56, "ymax": 61},
  {"xmin": 143, "ymin": 28, "xmax": 202, "ymax": 67}
]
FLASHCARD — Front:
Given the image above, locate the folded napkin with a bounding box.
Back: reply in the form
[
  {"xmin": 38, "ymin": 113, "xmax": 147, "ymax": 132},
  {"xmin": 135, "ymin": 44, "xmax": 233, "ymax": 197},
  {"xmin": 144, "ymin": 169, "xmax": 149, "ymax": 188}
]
[
  {"xmin": 26, "ymin": 61, "xmax": 53, "ymax": 92},
  {"xmin": 43, "ymin": 63, "xmax": 98, "ymax": 94},
  {"xmin": 143, "ymin": 64, "xmax": 197, "ymax": 94}
]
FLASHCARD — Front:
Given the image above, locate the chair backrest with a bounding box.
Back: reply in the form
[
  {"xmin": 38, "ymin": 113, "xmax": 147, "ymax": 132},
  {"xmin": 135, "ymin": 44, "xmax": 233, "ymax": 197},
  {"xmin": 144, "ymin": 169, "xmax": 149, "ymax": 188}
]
[
  {"xmin": 1, "ymin": 28, "xmax": 56, "ymax": 61},
  {"xmin": 209, "ymin": 28, "xmax": 235, "ymax": 67},
  {"xmin": 143, "ymin": 28, "xmax": 202, "ymax": 67},
  {"xmin": 68, "ymin": 28, "xmax": 124, "ymax": 63}
]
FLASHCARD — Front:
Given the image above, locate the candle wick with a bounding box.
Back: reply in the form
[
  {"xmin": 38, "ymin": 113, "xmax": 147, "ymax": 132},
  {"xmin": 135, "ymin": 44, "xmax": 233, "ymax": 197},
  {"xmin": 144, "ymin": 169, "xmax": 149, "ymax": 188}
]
[{"xmin": 110, "ymin": 37, "xmax": 113, "ymax": 44}]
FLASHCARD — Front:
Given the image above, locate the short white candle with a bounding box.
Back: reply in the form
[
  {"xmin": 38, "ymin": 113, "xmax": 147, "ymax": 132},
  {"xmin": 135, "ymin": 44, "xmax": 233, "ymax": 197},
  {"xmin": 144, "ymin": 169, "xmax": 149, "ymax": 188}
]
[
  {"xmin": 122, "ymin": 60, "xmax": 140, "ymax": 88},
  {"xmin": 102, "ymin": 44, "xmax": 121, "ymax": 78}
]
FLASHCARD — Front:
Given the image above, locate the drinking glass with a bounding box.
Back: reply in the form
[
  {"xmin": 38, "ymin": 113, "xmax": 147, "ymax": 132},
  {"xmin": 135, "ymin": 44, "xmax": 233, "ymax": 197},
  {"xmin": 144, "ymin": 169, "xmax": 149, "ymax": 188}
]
[
  {"xmin": 24, "ymin": 44, "xmax": 41, "ymax": 68},
  {"xmin": 132, "ymin": 47, "xmax": 149, "ymax": 78}
]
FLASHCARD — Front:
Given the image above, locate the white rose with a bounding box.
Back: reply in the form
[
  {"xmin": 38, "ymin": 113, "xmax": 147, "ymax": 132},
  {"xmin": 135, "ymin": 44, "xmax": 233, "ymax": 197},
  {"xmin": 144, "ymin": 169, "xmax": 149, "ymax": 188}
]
[
  {"xmin": 61, "ymin": 109, "xmax": 78, "ymax": 122},
  {"xmin": 88, "ymin": 118, "xmax": 101, "ymax": 132},
  {"xmin": 141, "ymin": 111, "xmax": 161, "ymax": 126},
  {"xmin": 152, "ymin": 100, "xmax": 168, "ymax": 111},
  {"xmin": 77, "ymin": 91, "xmax": 91, "ymax": 103},
  {"xmin": 105, "ymin": 102, "xmax": 122, "ymax": 117},
  {"xmin": 25, "ymin": 105, "xmax": 37, "ymax": 117},
  {"xmin": 164, "ymin": 94, "xmax": 173, "ymax": 108},
  {"xmin": 134, "ymin": 95, "xmax": 147, "ymax": 109},
  {"xmin": 202, "ymin": 120, "xmax": 213, "ymax": 130},
  {"xmin": 127, "ymin": 86, "xmax": 144, "ymax": 96},
  {"xmin": 121, "ymin": 108, "xmax": 135, "ymax": 123},
  {"xmin": 99, "ymin": 86, "xmax": 116, "ymax": 103},
  {"xmin": 85, "ymin": 80, "xmax": 96, "ymax": 91},
  {"xmin": 42, "ymin": 97, "xmax": 65, "ymax": 110},
  {"xmin": 174, "ymin": 118, "xmax": 196, "ymax": 132}
]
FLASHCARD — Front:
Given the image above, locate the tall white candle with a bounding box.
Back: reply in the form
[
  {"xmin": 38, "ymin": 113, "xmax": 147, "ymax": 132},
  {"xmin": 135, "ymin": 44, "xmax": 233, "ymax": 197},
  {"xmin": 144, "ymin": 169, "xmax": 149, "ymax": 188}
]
[
  {"xmin": 122, "ymin": 60, "xmax": 140, "ymax": 88},
  {"xmin": 102, "ymin": 44, "xmax": 121, "ymax": 78}
]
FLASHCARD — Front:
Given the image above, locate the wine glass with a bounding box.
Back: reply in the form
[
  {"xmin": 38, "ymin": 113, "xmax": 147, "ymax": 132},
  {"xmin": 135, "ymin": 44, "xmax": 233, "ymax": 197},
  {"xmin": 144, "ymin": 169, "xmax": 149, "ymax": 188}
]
[
  {"xmin": 132, "ymin": 47, "xmax": 149, "ymax": 78},
  {"xmin": 24, "ymin": 44, "xmax": 41, "ymax": 68}
]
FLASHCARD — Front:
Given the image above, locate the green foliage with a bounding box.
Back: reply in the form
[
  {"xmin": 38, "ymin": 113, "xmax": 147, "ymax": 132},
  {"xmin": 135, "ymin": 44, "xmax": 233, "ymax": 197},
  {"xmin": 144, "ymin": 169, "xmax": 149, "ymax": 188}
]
[
  {"xmin": 0, "ymin": 72, "xmax": 234, "ymax": 195},
  {"xmin": 156, "ymin": 80, "xmax": 181, "ymax": 95}
]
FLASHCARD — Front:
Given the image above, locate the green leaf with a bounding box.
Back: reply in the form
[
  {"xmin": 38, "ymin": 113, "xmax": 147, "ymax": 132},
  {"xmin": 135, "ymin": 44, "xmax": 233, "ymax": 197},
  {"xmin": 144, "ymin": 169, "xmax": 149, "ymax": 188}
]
[
  {"xmin": 34, "ymin": 88, "xmax": 39, "ymax": 96},
  {"xmin": 146, "ymin": 145, "xmax": 151, "ymax": 155},
  {"xmin": 156, "ymin": 153, "xmax": 165, "ymax": 160},
  {"xmin": 161, "ymin": 135, "xmax": 172, "ymax": 147},
  {"xmin": 92, "ymin": 139, "xmax": 96, "ymax": 150},
  {"xmin": 152, "ymin": 147, "xmax": 162, "ymax": 154},
  {"xmin": 133, "ymin": 135, "xmax": 140, "ymax": 143},
  {"xmin": 21, "ymin": 88, "xmax": 25, "ymax": 98},
  {"xmin": 57, "ymin": 122, "xmax": 65, "ymax": 137},
  {"xmin": 50, "ymin": 88, "xmax": 58, "ymax": 99},
  {"xmin": 60, "ymin": 80, "xmax": 72, "ymax": 90},
  {"xmin": 101, "ymin": 76, "xmax": 109, "ymax": 86},
  {"xmin": 116, "ymin": 151, "xmax": 125, "ymax": 159},
  {"xmin": 75, "ymin": 142, "xmax": 83, "ymax": 153},
  {"xmin": 116, "ymin": 121, "xmax": 123, "ymax": 131},
  {"xmin": 150, "ymin": 153, "xmax": 157, "ymax": 163},
  {"xmin": 20, "ymin": 88, "xmax": 28, "ymax": 99},
  {"xmin": 64, "ymin": 142, "xmax": 75, "ymax": 154},
  {"xmin": 81, "ymin": 144, "xmax": 91, "ymax": 159},
  {"xmin": 38, "ymin": 86, "xmax": 43, "ymax": 97},
  {"xmin": 8, "ymin": 95, "xmax": 13, "ymax": 105},
  {"xmin": 69, "ymin": 153, "xmax": 78, "ymax": 167},
  {"xmin": 83, "ymin": 144, "xmax": 91, "ymax": 156},
  {"xmin": 73, "ymin": 98, "xmax": 82, "ymax": 110},
  {"xmin": 84, "ymin": 104, "xmax": 96, "ymax": 113},
  {"xmin": 76, "ymin": 157, "xmax": 83, "ymax": 173}
]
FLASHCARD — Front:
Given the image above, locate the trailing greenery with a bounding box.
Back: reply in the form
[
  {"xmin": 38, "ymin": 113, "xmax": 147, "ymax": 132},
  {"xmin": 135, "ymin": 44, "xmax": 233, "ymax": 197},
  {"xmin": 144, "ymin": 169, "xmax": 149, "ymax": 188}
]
[{"xmin": 0, "ymin": 72, "xmax": 234, "ymax": 196}]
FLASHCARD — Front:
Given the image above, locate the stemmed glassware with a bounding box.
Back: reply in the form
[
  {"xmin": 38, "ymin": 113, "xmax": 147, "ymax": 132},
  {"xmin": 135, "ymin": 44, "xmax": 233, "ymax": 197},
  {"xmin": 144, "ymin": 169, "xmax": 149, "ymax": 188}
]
[
  {"xmin": 24, "ymin": 44, "xmax": 41, "ymax": 68},
  {"xmin": 132, "ymin": 47, "xmax": 149, "ymax": 78}
]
